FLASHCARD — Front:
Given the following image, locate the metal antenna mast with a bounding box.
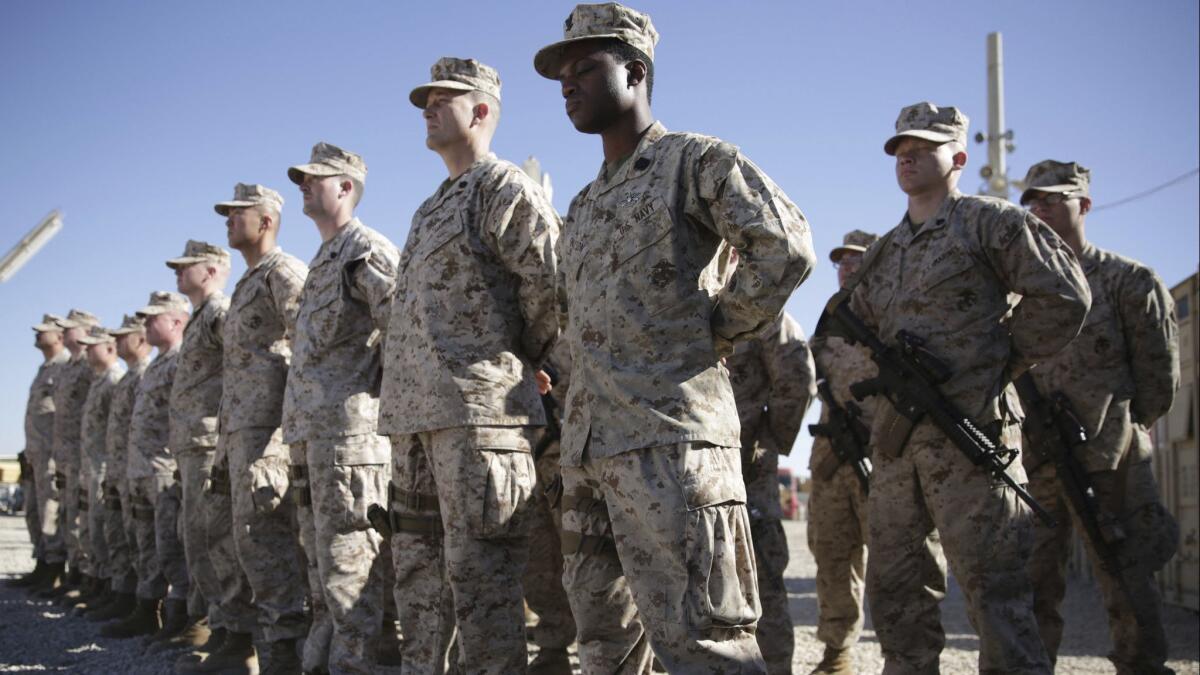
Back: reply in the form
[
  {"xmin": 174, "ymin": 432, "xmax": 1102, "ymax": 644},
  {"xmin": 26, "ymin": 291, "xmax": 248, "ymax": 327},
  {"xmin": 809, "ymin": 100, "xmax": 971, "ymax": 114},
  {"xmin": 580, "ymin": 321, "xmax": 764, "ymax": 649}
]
[{"xmin": 976, "ymin": 32, "xmax": 1017, "ymax": 199}]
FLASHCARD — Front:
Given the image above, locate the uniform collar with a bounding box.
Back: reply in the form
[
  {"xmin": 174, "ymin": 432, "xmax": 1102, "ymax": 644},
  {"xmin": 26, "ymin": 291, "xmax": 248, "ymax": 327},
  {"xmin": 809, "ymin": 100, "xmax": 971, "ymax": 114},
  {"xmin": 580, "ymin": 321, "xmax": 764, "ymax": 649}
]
[
  {"xmin": 891, "ymin": 189, "xmax": 961, "ymax": 249},
  {"xmin": 236, "ymin": 247, "xmax": 283, "ymax": 289},
  {"xmin": 427, "ymin": 153, "xmax": 497, "ymax": 212},
  {"xmin": 589, "ymin": 121, "xmax": 667, "ymax": 198},
  {"xmin": 313, "ymin": 218, "xmax": 363, "ymax": 267},
  {"xmin": 1078, "ymin": 242, "xmax": 1101, "ymax": 273}
]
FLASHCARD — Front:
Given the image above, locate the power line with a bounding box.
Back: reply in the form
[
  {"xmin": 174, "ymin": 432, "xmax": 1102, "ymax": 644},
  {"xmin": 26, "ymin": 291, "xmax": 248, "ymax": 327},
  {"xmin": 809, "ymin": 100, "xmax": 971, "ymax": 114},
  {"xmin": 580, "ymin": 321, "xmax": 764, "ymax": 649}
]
[{"xmin": 1092, "ymin": 168, "xmax": 1200, "ymax": 211}]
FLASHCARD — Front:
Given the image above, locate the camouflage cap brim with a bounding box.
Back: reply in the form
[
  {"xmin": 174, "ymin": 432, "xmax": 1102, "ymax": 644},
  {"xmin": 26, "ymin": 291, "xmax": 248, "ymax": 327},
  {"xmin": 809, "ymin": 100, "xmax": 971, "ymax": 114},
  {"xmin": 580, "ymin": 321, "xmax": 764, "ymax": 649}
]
[
  {"xmin": 55, "ymin": 319, "xmax": 91, "ymax": 329},
  {"xmin": 883, "ymin": 129, "xmax": 959, "ymax": 156},
  {"xmin": 213, "ymin": 200, "xmax": 258, "ymax": 216},
  {"xmin": 534, "ymin": 33, "xmax": 629, "ymax": 79},
  {"xmin": 108, "ymin": 325, "xmax": 145, "ymax": 336},
  {"xmin": 1019, "ymin": 184, "xmax": 1084, "ymax": 205},
  {"xmin": 829, "ymin": 244, "xmax": 869, "ymax": 264},
  {"xmin": 77, "ymin": 335, "xmax": 114, "ymax": 345},
  {"xmin": 32, "ymin": 321, "xmax": 62, "ymax": 333},
  {"xmin": 409, "ymin": 80, "xmax": 479, "ymax": 109},
  {"xmin": 164, "ymin": 256, "xmax": 210, "ymax": 270},
  {"xmin": 287, "ymin": 162, "xmax": 345, "ymax": 186}
]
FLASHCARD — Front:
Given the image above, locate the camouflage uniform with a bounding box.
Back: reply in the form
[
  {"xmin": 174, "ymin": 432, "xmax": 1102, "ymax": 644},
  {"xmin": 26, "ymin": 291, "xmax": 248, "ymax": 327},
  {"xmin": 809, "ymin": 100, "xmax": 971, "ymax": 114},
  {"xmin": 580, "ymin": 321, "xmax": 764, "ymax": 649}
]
[
  {"xmin": 285, "ymin": 141, "xmax": 398, "ymax": 675},
  {"xmin": 1018, "ymin": 161, "xmax": 1180, "ymax": 675},
  {"xmin": 726, "ymin": 311, "xmax": 816, "ymax": 674},
  {"xmin": 77, "ymin": 326, "xmax": 125, "ymax": 586},
  {"xmin": 215, "ymin": 182, "xmax": 311, "ymax": 648},
  {"xmin": 26, "ymin": 317, "xmax": 69, "ymax": 566},
  {"xmin": 52, "ymin": 310, "xmax": 100, "ymax": 576},
  {"xmin": 537, "ymin": 8, "xmax": 817, "ymax": 669},
  {"xmin": 128, "ymin": 292, "xmax": 190, "ymax": 604},
  {"xmin": 378, "ymin": 58, "xmax": 561, "ymax": 675},
  {"xmin": 848, "ymin": 102, "xmax": 1091, "ymax": 674},
  {"xmin": 105, "ymin": 315, "xmax": 151, "ymax": 597}
]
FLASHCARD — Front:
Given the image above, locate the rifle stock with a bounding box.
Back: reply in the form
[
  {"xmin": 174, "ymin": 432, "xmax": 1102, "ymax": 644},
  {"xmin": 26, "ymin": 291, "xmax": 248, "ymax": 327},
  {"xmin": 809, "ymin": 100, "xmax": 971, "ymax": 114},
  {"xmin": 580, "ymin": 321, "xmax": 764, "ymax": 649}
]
[{"xmin": 809, "ymin": 379, "xmax": 872, "ymax": 493}]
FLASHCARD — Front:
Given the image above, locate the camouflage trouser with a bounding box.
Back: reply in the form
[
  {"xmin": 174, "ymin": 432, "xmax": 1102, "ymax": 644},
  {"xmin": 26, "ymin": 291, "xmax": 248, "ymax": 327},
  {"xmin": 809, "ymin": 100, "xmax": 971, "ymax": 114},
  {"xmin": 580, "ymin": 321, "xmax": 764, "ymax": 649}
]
[
  {"xmin": 227, "ymin": 427, "xmax": 307, "ymax": 643},
  {"xmin": 62, "ymin": 463, "xmax": 85, "ymax": 573},
  {"xmin": 105, "ymin": 478, "xmax": 138, "ymax": 594},
  {"xmin": 22, "ymin": 471, "xmax": 41, "ymax": 560},
  {"xmin": 745, "ymin": 448, "xmax": 793, "ymax": 674},
  {"xmin": 178, "ymin": 449, "xmax": 221, "ymax": 620},
  {"xmin": 389, "ymin": 426, "xmax": 536, "ymax": 675},
  {"xmin": 301, "ymin": 435, "xmax": 391, "ymax": 675},
  {"xmin": 34, "ymin": 451, "xmax": 65, "ymax": 563},
  {"xmin": 290, "ymin": 454, "xmax": 332, "ymax": 673},
  {"xmin": 1027, "ymin": 456, "xmax": 1176, "ymax": 675},
  {"xmin": 807, "ymin": 462, "xmax": 868, "ymax": 652},
  {"xmin": 132, "ymin": 473, "xmax": 187, "ymax": 601},
  {"xmin": 524, "ymin": 444, "xmax": 578, "ymax": 653},
  {"xmin": 563, "ymin": 443, "xmax": 763, "ymax": 674},
  {"xmin": 201, "ymin": 439, "xmax": 258, "ymax": 634},
  {"xmin": 86, "ymin": 468, "xmax": 109, "ymax": 580},
  {"xmin": 867, "ymin": 427, "xmax": 1050, "ymax": 675}
]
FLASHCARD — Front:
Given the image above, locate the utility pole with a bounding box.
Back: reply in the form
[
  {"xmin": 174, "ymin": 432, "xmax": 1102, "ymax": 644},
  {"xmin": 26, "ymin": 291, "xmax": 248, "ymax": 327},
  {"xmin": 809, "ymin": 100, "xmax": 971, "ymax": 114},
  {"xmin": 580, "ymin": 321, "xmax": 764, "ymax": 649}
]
[
  {"xmin": 975, "ymin": 32, "xmax": 1017, "ymax": 199},
  {"xmin": 0, "ymin": 210, "xmax": 62, "ymax": 283}
]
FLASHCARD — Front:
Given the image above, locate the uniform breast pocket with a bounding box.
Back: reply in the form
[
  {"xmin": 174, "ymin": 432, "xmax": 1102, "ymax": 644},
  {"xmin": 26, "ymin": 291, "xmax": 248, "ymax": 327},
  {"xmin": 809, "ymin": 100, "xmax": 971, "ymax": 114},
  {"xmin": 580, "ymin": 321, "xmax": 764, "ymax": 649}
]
[
  {"xmin": 1077, "ymin": 298, "xmax": 1122, "ymax": 370},
  {"xmin": 415, "ymin": 211, "xmax": 466, "ymax": 262},
  {"xmin": 611, "ymin": 199, "xmax": 679, "ymax": 318},
  {"xmin": 304, "ymin": 275, "xmax": 349, "ymax": 349},
  {"xmin": 920, "ymin": 246, "xmax": 982, "ymax": 313}
]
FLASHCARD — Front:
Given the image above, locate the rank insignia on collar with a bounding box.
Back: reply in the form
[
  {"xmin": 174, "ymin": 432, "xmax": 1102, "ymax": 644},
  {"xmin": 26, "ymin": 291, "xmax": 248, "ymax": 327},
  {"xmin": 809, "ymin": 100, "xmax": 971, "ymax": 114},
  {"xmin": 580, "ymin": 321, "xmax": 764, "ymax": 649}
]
[{"xmin": 618, "ymin": 192, "xmax": 641, "ymax": 207}]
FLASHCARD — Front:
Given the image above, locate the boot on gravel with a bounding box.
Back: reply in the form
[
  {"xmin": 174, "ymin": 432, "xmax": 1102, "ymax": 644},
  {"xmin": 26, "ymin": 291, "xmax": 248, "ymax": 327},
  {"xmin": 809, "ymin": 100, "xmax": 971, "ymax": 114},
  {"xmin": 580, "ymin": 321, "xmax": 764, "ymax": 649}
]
[
  {"xmin": 101, "ymin": 597, "xmax": 162, "ymax": 639},
  {"xmin": 260, "ymin": 638, "xmax": 300, "ymax": 675},
  {"xmin": 175, "ymin": 627, "xmax": 227, "ymax": 666},
  {"xmin": 39, "ymin": 566, "xmax": 80, "ymax": 599},
  {"xmin": 810, "ymin": 646, "xmax": 853, "ymax": 675},
  {"xmin": 88, "ymin": 591, "xmax": 136, "ymax": 621},
  {"xmin": 29, "ymin": 561, "xmax": 64, "ymax": 594},
  {"xmin": 150, "ymin": 612, "xmax": 211, "ymax": 654},
  {"xmin": 6, "ymin": 560, "xmax": 46, "ymax": 588},
  {"xmin": 72, "ymin": 577, "xmax": 111, "ymax": 612},
  {"xmin": 144, "ymin": 598, "xmax": 191, "ymax": 650},
  {"xmin": 176, "ymin": 631, "xmax": 258, "ymax": 674},
  {"xmin": 528, "ymin": 647, "xmax": 572, "ymax": 675}
]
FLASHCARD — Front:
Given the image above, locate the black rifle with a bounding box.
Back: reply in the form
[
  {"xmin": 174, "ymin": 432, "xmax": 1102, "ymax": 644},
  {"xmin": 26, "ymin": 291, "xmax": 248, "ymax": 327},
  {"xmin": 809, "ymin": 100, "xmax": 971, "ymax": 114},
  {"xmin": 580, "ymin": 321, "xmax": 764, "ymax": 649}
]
[
  {"xmin": 533, "ymin": 363, "xmax": 561, "ymax": 460},
  {"xmin": 367, "ymin": 503, "xmax": 393, "ymax": 539},
  {"xmin": 808, "ymin": 379, "xmax": 872, "ymax": 493},
  {"xmin": 824, "ymin": 300, "xmax": 1056, "ymax": 526},
  {"xmin": 1013, "ymin": 373, "xmax": 1141, "ymax": 616}
]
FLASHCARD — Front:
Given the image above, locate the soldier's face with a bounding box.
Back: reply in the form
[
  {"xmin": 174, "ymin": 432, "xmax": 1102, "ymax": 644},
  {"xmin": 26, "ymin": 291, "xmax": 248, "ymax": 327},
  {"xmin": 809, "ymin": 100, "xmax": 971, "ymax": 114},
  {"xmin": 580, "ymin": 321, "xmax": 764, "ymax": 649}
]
[
  {"xmin": 423, "ymin": 88, "xmax": 475, "ymax": 150},
  {"xmin": 226, "ymin": 206, "xmax": 262, "ymax": 250},
  {"xmin": 34, "ymin": 330, "xmax": 61, "ymax": 350},
  {"xmin": 115, "ymin": 333, "xmax": 139, "ymax": 360},
  {"xmin": 63, "ymin": 327, "xmax": 86, "ymax": 353},
  {"xmin": 144, "ymin": 313, "xmax": 177, "ymax": 348},
  {"xmin": 1026, "ymin": 191, "xmax": 1089, "ymax": 239},
  {"xmin": 556, "ymin": 43, "xmax": 630, "ymax": 134},
  {"xmin": 300, "ymin": 174, "xmax": 344, "ymax": 219},
  {"xmin": 836, "ymin": 252, "xmax": 863, "ymax": 287},
  {"xmin": 85, "ymin": 342, "xmax": 110, "ymax": 369},
  {"xmin": 175, "ymin": 262, "xmax": 207, "ymax": 295},
  {"xmin": 893, "ymin": 138, "xmax": 957, "ymax": 195}
]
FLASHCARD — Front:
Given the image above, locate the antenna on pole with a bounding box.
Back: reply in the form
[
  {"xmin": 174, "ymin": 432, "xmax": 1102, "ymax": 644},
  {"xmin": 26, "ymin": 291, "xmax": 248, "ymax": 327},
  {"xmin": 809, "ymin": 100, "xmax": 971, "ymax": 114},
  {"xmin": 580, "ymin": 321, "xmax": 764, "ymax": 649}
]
[
  {"xmin": 0, "ymin": 210, "xmax": 63, "ymax": 283},
  {"xmin": 975, "ymin": 32, "xmax": 1018, "ymax": 199}
]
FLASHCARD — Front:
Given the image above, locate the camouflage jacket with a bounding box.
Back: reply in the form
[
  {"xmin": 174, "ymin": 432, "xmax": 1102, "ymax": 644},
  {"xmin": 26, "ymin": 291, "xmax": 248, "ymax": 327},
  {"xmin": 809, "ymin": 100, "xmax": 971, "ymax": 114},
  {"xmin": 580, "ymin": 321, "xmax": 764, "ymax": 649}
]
[
  {"xmin": 849, "ymin": 190, "xmax": 1091, "ymax": 477},
  {"xmin": 106, "ymin": 356, "xmax": 149, "ymax": 484},
  {"xmin": 1025, "ymin": 244, "xmax": 1179, "ymax": 472},
  {"xmin": 222, "ymin": 248, "xmax": 308, "ymax": 433},
  {"xmin": 726, "ymin": 311, "xmax": 816, "ymax": 455},
  {"xmin": 127, "ymin": 346, "xmax": 179, "ymax": 480},
  {"xmin": 170, "ymin": 291, "xmax": 228, "ymax": 453},
  {"xmin": 379, "ymin": 154, "xmax": 560, "ymax": 436},
  {"xmin": 52, "ymin": 354, "xmax": 95, "ymax": 470},
  {"xmin": 808, "ymin": 333, "xmax": 878, "ymax": 474},
  {"xmin": 24, "ymin": 349, "xmax": 69, "ymax": 460},
  {"xmin": 558, "ymin": 122, "xmax": 816, "ymax": 465},
  {"xmin": 283, "ymin": 218, "xmax": 398, "ymax": 449},
  {"xmin": 81, "ymin": 363, "xmax": 124, "ymax": 474}
]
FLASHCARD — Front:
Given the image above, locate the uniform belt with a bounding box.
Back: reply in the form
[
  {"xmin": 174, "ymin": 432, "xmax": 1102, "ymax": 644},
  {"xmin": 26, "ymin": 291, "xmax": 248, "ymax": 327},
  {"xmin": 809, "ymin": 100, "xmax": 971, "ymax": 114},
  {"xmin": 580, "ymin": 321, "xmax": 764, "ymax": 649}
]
[
  {"xmin": 560, "ymin": 530, "xmax": 610, "ymax": 556},
  {"xmin": 391, "ymin": 513, "xmax": 442, "ymax": 535},
  {"xmin": 389, "ymin": 483, "xmax": 439, "ymax": 513},
  {"xmin": 289, "ymin": 465, "xmax": 308, "ymax": 480}
]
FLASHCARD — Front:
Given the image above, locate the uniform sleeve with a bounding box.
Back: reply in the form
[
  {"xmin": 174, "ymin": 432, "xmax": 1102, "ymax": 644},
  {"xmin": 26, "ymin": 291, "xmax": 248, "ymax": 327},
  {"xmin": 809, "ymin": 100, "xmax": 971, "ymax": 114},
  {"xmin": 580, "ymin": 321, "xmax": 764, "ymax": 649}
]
[
  {"xmin": 268, "ymin": 262, "xmax": 308, "ymax": 341},
  {"xmin": 348, "ymin": 241, "xmax": 400, "ymax": 333},
  {"xmin": 984, "ymin": 210, "xmax": 1091, "ymax": 375},
  {"xmin": 692, "ymin": 142, "xmax": 817, "ymax": 354},
  {"xmin": 1120, "ymin": 265, "xmax": 1179, "ymax": 425},
  {"xmin": 483, "ymin": 173, "xmax": 561, "ymax": 367},
  {"xmin": 760, "ymin": 313, "xmax": 817, "ymax": 455}
]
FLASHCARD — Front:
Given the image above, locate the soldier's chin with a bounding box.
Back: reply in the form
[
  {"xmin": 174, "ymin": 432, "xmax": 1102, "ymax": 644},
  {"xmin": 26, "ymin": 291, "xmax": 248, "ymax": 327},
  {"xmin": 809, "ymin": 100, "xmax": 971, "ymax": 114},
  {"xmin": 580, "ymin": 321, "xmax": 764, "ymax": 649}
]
[{"xmin": 568, "ymin": 110, "xmax": 604, "ymax": 135}]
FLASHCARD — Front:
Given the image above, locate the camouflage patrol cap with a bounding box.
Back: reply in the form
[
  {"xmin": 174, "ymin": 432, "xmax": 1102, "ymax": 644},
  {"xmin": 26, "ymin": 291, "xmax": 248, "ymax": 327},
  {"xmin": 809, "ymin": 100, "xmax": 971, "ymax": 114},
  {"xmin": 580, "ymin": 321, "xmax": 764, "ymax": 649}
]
[
  {"xmin": 884, "ymin": 102, "xmax": 969, "ymax": 156},
  {"xmin": 829, "ymin": 229, "xmax": 879, "ymax": 263},
  {"xmin": 76, "ymin": 325, "xmax": 115, "ymax": 346},
  {"xmin": 214, "ymin": 183, "xmax": 285, "ymax": 217},
  {"xmin": 287, "ymin": 142, "xmax": 368, "ymax": 186},
  {"xmin": 109, "ymin": 313, "xmax": 147, "ymax": 336},
  {"xmin": 534, "ymin": 2, "xmax": 659, "ymax": 79},
  {"xmin": 135, "ymin": 291, "xmax": 191, "ymax": 318},
  {"xmin": 1019, "ymin": 160, "xmax": 1091, "ymax": 205},
  {"xmin": 32, "ymin": 313, "xmax": 65, "ymax": 332},
  {"xmin": 55, "ymin": 309, "xmax": 101, "ymax": 330},
  {"xmin": 165, "ymin": 239, "xmax": 231, "ymax": 270},
  {"xmin": 410, "ymin": 57, "xmax": 502, "ymax": 109}
]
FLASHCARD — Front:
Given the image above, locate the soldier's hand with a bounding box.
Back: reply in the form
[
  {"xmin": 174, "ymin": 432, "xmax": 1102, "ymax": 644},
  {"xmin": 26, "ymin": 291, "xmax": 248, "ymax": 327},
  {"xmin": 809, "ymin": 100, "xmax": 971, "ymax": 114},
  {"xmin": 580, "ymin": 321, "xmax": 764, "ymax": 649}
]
[{"xmin": 535, "ymin": 369, "xmax": 553, "ymax": 395}]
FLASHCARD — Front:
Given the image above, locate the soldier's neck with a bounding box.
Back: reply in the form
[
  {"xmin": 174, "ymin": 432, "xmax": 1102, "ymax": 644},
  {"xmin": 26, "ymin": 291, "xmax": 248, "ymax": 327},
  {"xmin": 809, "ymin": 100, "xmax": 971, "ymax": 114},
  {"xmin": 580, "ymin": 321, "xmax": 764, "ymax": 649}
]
[
  {"xmin": 155, "ymin": 337, "xmax": 181, "ymax": 354},
  {"xmin": 40, "ymin": 344, "xmax": 63, "ymax": 362},
  {"xmin": 600, "ymin": 110, "xmax": 655, "ymax": 165},
  {"xmin": 314, "ymin": 213, "xmax": 355, "ymax": 243},
  {"xmin": 439, "ymin": 140, "xmax": 490, "ymax": 181},
  {"xmin": 239, "ymin": 235, "xmax": 277, "ymax": 270},
  {"xmin": 906, "ymin": 184, "xmax": 951, "ymax": 227},
  {"xmin": 186, "ymin": 286, "xmax": 220, "ymax": 310}
]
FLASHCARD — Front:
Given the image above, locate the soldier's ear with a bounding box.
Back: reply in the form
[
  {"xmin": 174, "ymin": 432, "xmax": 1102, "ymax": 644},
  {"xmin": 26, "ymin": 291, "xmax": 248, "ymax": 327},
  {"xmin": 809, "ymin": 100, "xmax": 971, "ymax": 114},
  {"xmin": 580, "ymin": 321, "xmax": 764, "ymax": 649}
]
[
  {"xmin": 951, "ymin": 149, "xmax": 968, "ymax": 170},
  {"xmin": 1078, "ymin": 197, "xmax": 1092, "ymax": 215},
  {"xmin": 626, "ymin": 60, "xmax": 647, "ymax": 89}
]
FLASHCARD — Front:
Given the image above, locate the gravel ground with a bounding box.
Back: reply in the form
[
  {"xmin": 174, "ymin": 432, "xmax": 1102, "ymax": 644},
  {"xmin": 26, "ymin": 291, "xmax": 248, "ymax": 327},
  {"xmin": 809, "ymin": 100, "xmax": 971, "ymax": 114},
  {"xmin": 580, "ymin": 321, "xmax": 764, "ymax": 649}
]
[{"xmin": 1, "ymin": 514, "xmax": 1197, "ymax": 673}]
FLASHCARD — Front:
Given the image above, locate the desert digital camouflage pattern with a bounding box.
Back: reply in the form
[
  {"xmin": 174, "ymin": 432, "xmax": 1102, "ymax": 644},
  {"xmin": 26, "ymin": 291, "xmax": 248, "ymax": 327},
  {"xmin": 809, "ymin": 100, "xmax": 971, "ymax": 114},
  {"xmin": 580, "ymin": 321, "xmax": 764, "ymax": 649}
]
[
  {"xmin": 26, "ymin": 344, "xmax": 69, "ymax": 564},
  {"xmin": 534, "ymin": 2, "xmax": 659, "ymax": 78},
  {"xmin": 1024, "ymin": 242, "xmax": 1180, "ymax": 674},
  {"xmin": 127, "ymin": 344, "xmax": 180, "ymax": 481},
  {"xmin": 78, "ymin": 359, "xmax": 124, "ymax": 579},
  {"xmin": 213, "ymin": 182, "xmax": 285, "ymax": 217},
  {"xmin": 53, "ymin": 350, "xmax": 94, "ymax": 574},
  {"xmin": 883, "ymin": 101, "xmax": 969, "ymax": 155},
  {"xmin": 1019, "ymin": 159, "xmax": 1091, "ymax": 204},
  {"xmin": 105, "ymin": 351, "xmax": 149, "ymax": 595},
  {"xmin": 169, "ymin": 290, "xmax": 227, "ymax": 453},
  {"xmin": 726, "ymin": 310, "xmax": 816, "ymax": 674},
  {"xmin": 287, "ymin": 142, "xmax": 367, "ymax": 185},
  {"xmin": 409, "ymin": 56, "xmax": 502, "ymax": 108},
  {"xmin": 848, "ymin": 186, "xmax": 1092, "ymax": 673}
]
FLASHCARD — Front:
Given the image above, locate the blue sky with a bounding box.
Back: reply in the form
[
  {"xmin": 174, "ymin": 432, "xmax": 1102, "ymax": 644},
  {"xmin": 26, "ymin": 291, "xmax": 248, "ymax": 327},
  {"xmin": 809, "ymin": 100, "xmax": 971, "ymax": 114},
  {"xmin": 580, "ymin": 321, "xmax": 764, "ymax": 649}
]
[{"xmin": 2, "ymin": 1, "xmax": 1197, "ymax": 474}]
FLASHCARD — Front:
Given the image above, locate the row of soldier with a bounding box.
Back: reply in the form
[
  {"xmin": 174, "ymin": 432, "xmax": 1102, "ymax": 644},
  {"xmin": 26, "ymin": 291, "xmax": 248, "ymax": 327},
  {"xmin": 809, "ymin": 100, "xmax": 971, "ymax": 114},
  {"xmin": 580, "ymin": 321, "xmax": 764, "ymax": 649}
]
[{"xmin": 8, "ymin": 2, "xmax": 1183, "ymax": 675}]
